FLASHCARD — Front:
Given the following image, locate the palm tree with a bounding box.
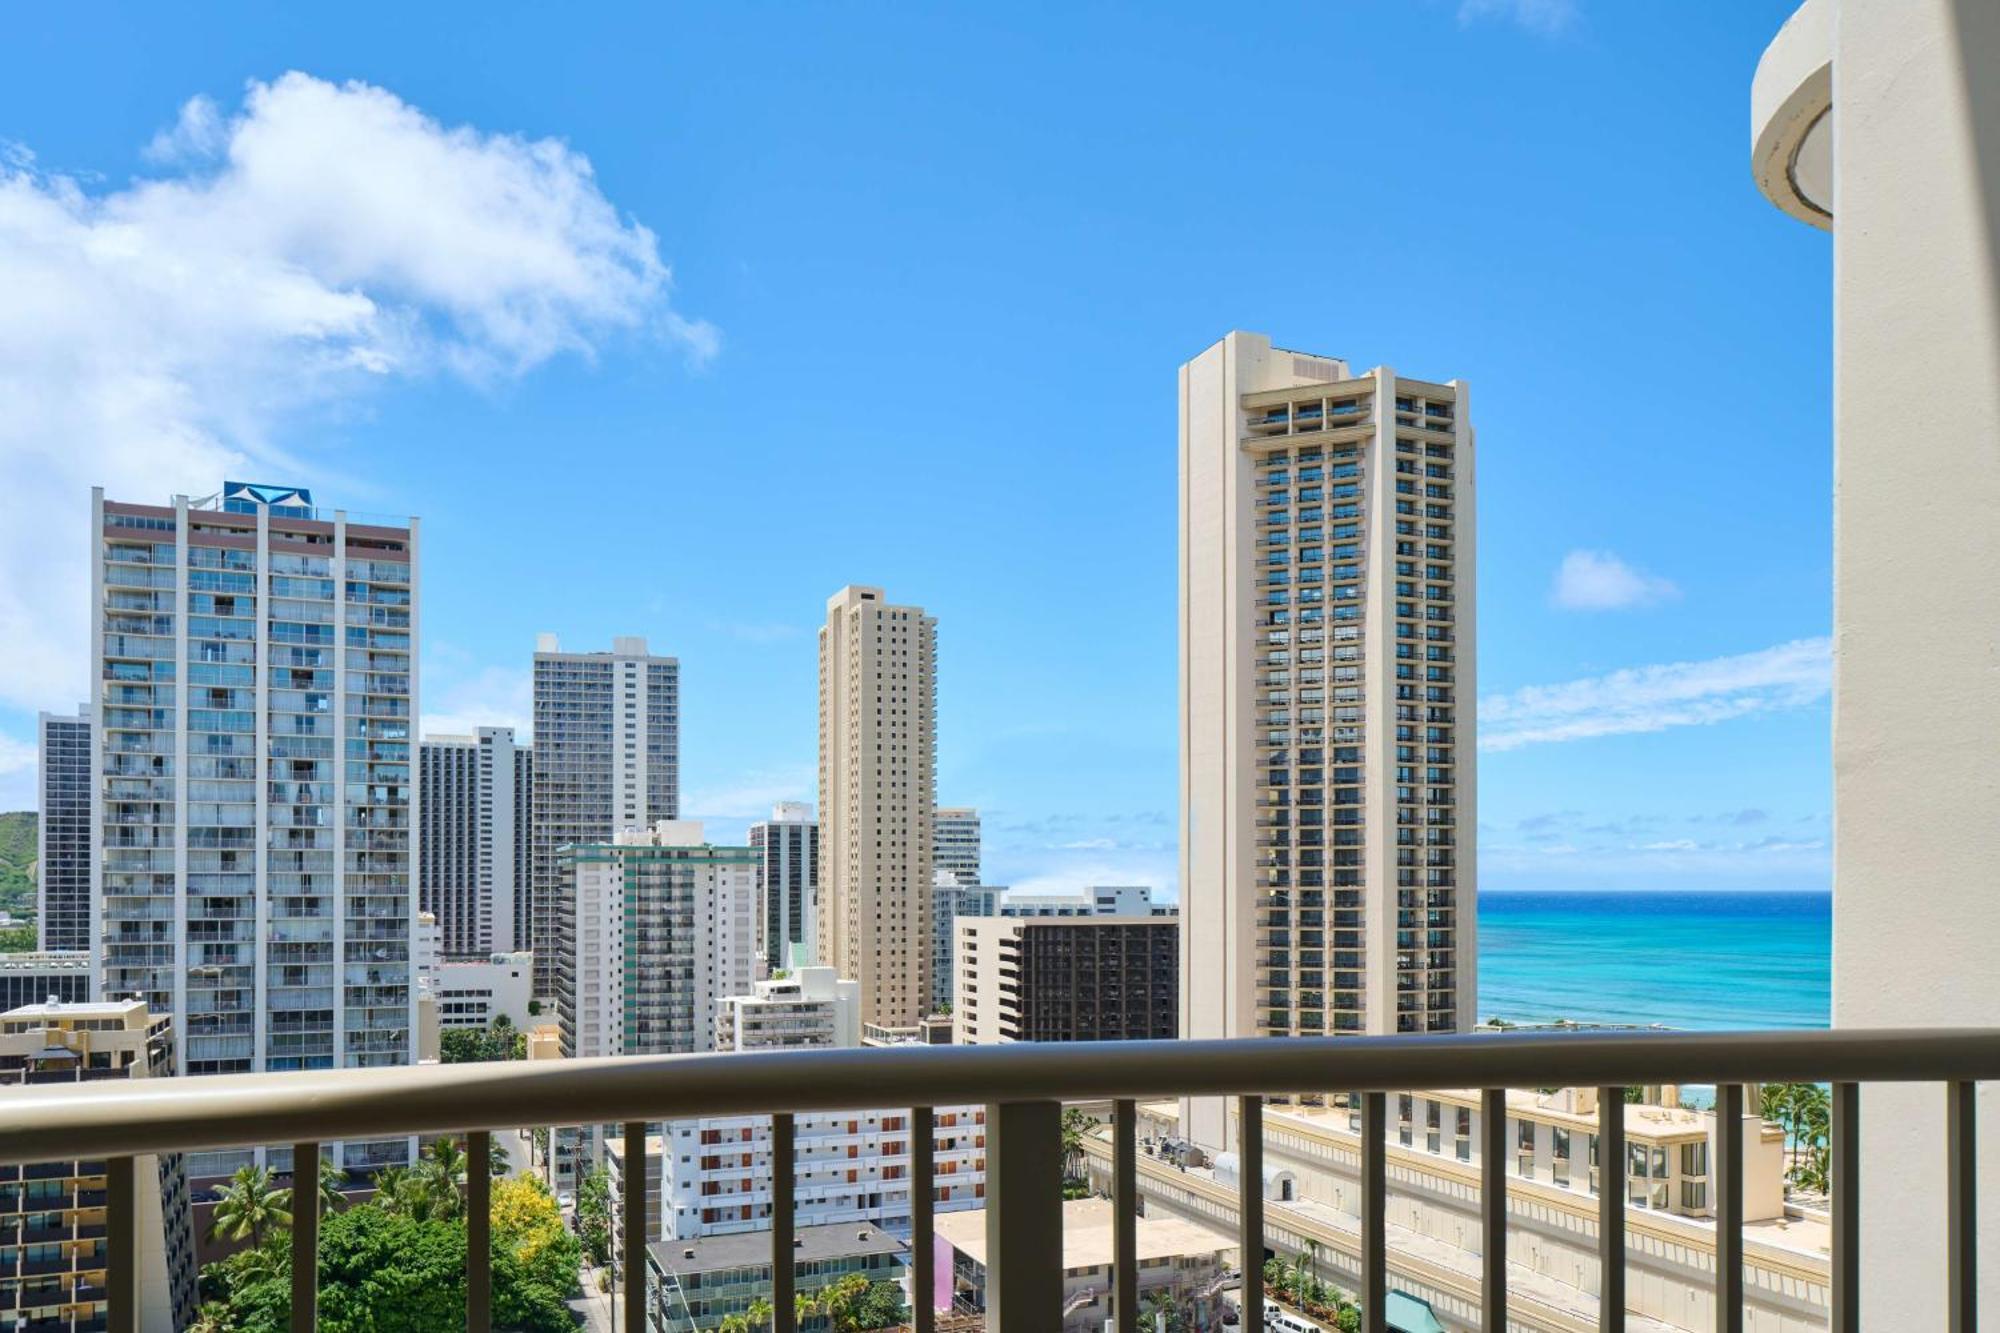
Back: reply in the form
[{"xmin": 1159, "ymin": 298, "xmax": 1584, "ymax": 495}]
[
  {"xmin": 489, "ymin": 1137, "xmax": 513, "ymax": 1178},
  {"xmin": 414, "ymin": 1137, "xmax": 469, "ymax": 1220},
  {"xmin": 206, "ymin": 1166, "xmax": 292, "ymax": 1247},
  {"xmin": 314, "ymin": 1156, "xmax": 347, "ymax": 1217},
  {"xmin": 369, "ymin": 1165, "xmax": 414, "ymax": 1216},
  {"xmin": 1060, "ymin": 1108, "xmax": 1099, "ymax": 1184},
  {"xmin": 745, "ymin": 1296, "xmax": 773, "ymax": 1330}
]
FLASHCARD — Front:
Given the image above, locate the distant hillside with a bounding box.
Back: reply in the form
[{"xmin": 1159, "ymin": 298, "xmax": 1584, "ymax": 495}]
[{"xmin": 0, "ymin": 811, "xmax": 34, "ymax": 919}]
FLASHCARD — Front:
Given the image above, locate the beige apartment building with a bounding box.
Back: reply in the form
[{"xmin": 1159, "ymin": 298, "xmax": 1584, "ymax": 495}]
[
  {"xmin": 817, "ymin": 585, "xmax": 938, "ymax": 1027},
  {"xmin": 954, "ymin": 916, "xmax": 1178, "ymax": 1046},
  {"xmin": 1179, "ymin": 333, "xmax": 1476, "ymax": 1150},
  {"xmin": 0, "ymin": 999, "xmax": 198, "ymax": 1333}
]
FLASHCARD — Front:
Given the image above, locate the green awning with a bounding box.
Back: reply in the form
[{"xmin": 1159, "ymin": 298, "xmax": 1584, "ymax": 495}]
[{"xmin": 1386, "ymin": 1290, "xmax": 1448, "ymax": 1333}]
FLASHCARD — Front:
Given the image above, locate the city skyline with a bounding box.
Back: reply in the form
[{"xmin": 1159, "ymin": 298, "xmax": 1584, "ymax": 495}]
[{"xmin": 0, "ymin": 2, "xmax": 1830, "ymax": 900}]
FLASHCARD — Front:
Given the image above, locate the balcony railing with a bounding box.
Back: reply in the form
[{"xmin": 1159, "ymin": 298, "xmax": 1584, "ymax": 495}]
[{"xmin": 0, "ymin": 1029, "xmax": 1994, "ymax": 1333}]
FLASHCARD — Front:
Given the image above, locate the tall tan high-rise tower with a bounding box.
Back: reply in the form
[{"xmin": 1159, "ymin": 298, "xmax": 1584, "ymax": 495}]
[
  {"xmin": 817, "ymin": 586, "xmax": 938, "ymax": 1026},
  {"xmin": 1179, "ymin": 332, "xmax": 1476, "ymax": 1149}
]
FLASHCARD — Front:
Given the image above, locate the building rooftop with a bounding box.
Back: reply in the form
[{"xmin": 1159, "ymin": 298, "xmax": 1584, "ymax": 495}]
[
  {"xmin": 648, "ymin": 1222, "xmax": 907, "ymax": 1277},
  {"xmin": 935, "ymin": 1197, "xmax": 1234, "ymax": 1272},
  {"xmin": 1, "ymin": 998, "xmax": 148, "ymax": 1021}
]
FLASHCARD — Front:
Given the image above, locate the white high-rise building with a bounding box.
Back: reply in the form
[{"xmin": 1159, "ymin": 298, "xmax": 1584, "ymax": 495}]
[
  {"xmin": 531, "ymin": 634, "xmax": 679, "ymax": 1000},
  {"xmin": 93, "ymin": 483, "xmax": 418, "ymax": 1170},
  {"xmin": 37, "ymin": 706, "xmax": 92, "ymax": 957},
  {"xmin": 999, "ymin": 885, "xmax": 1173, "ymax": 918},
  {"xmin": 419, "ymin": 727, "xmax": 532, "ymax": 956},
  {"xmin": 555, "ymin": 820, "xmax": 754, "ymax": 1192},
  {"xmin": 817, "ymin": 587, "xmax": 937, "ymax": 1027},
  {"xmin": 747, "ymin": 801, "xmax": 818, "ymax": 971},
  {"xmin": 667, "ymin": 966, "xmax": 983, "ymax": 1242},
  {"xmin": 558, "ymin": 821, "xmax": 754, "ymax": 1063},
  {"xmin": 933, "ymin": 805, "xmax": 981, "ymax": 886},
  {"xmin": 1179, "ymin": 334, "xmax": 1477, "ymax": 1149}
]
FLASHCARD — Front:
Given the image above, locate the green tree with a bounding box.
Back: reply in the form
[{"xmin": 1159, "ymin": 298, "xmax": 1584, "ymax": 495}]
[
  {"xmin": 1060, "ymin": 1107, "xmax": 1099, "ymax": 1184},
  {"xmin": 574, "ymin": 1165, "xmax": 612, "ymax": 1264},
  {"xmin": 207, "ymin": 1166, "xmax": 293, "ymax": 1248}
]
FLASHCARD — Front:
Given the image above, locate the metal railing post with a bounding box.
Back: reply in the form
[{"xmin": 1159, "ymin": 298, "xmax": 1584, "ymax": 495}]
[
  {"xmin": 292, "ymin": 1142, "xmax": 319, "ymax": 1333},
  {"xmin": 1480, "ymin": 1088, "xmax": 1506, "ymax": 1333},
  {"xmin": 1239, "ymin": 1095, "xmax": 1263, "ymax": 1333},
  {"xmin": 106, "ymin": 1155, "xmax": 135, "ymax": 1333},
  {"xmin": 1831, "ymin": 1083, "xmax": 1858, "ymax": 1333},
  {"xmin": 772, "ymin": 1113, "xmax": 796, "ymax": 1333},
  {"xmin": 985, "ymin": 1100, "xmax": 1062, "ymax": 1332},
  {"xmin": 1113, "ymin": 1099, "xmax": 1137, "ymax": 1333},
  {"xmin": 1715, "ymin": 1084, "xmax": 1743, "ymax": 1333},
  {"xmin": 912, "ymin": 1106, "xmax": 934, "ymax": 1333},
  {"xmin": 1948, "ymin": 1080, "xmax": 1977, "ymax": 1332},
  {"xmin": 1598, "ymin": 1089, "xmax": 1625, "ymax": 1333},
  {"xmin": 467, "ymin": 1132, "xmax": 491, "ymax": 1333},
  {"xmin": 623, "ymin": 1121, "xmax": 647, "ymax": 1333},
  {"xmin": 1363, "ymin": 1091, "xmax": 1386, "ymax": 1333}
]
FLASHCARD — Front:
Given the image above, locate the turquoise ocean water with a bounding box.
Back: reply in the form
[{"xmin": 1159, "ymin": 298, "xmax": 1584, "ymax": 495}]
[{"xmin": 1476, "ymin": 891, "xmax": 1831, "ymax": 1031}]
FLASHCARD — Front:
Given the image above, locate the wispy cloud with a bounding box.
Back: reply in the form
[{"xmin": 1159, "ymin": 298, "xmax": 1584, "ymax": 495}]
[
  {"xmin": 686, "ymin": 764, "xmax": 815, "ymax": 822},
  {"xmin": 420, "ymin": 662, "xmax": 532, "ymax": 740},
  {"xmin": 1457, "ymin": 0, "xmax": 1579, "ymax": 36},
  {"xmin": 709, "ymin": 620, "xmax": 807, "ymax": 645},
  {"xmin": 1550, "ymin": 549, "xmax": 1680, "ymax": 612},
  {"xmin": 0, "ymin": 71, "xmax": 712, "ymax": 716},
  {"xmin": 1481, "ymin": 637, "xmax": 1831, "ymax": 751},
  {"xmin": 0, "ymin": 733, "xmax": 35, "ymax": 813}
]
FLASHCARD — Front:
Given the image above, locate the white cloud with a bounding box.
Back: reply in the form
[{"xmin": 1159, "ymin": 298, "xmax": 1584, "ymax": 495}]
[
  {"xmin": 686, "ymin": 764, "xmax": 816, "ymax": 823},
  {"xmin": 1481, "ymin": 636, "xmax": 1831, "ymax": 751},
  {"xmin": 0, "ymin": 734, "xmax": 35, "ymax": 814},
  {"xmin": 419, "ymin": 663, "xmax": 532, "ymax": 741},
  {"xmin": 1457, "ymin": 0, "xmax": 1579, "ymax": 35},
  {"xmin": 1550, "ymin": 549, "xmax": 1680, "ymax": 611},
  {"xmin": 0, "ymin": 72, "xmax": 713, "ymax": 716}
]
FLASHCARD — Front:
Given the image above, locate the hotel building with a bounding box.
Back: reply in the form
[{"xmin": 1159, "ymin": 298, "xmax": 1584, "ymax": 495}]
[
  {"xmin": 954, "ymin": 916, "xmax": 1178, "ymax": 1046},
  {"xmin": 530, "ymin": 634, "xmax": 679, "ymax": 1001},
  {"xmin": 418, "ymin": 727, "xmax": 532, "ymax": 955},
  {"xmin": 36, "ymin": 708, "xmax": 93, "ymax": 957},
  {"xmin": 746, "ymin": 802, "xmax": 817, "ymax": 972},
  {"xmin": 0, "ymin": 954, "xmax": 92, "ymax": 1012},
  {"xmin": 0, "ymin": 998, "xmax": 197, "ymax": 1333},
  {"xmin": 817, "ymin": 587, "xmax": 937, "ymax": 1028},
  {"xmin": 92, "ymin": 483, "xmax": 417, "ymax": 1168},
  {"xmin": 1178, "ymin": 333, "xmax": 1476, "ymax": 1148}
]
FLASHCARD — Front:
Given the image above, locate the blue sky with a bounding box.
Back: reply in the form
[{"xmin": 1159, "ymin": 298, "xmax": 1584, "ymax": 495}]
[{"xmin": 0, "ymin": 0, "xmax": 1831, "ymax": 896}]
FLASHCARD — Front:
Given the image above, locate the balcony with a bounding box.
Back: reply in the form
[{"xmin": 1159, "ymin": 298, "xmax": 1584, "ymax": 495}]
[{"xmin": 2, "ymin": 1030, "xmax": 1994, "ymax": 1333}]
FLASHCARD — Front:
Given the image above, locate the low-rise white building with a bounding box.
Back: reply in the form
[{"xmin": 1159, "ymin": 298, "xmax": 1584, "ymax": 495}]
[
  {"xmin": 936, "ymin": 1197, "xmax": 1234, "ymax": 1332},
  {"xmin": 999, "ymin": 885, "xmax": 1176, "ymax": 918},
  {"xmin": 430, "ymin": 951, "xmax": 535, "ymax": 1031},
  {"xmin": 716, "ymin": 967, "xmax": 859, "ymax": 1052}
]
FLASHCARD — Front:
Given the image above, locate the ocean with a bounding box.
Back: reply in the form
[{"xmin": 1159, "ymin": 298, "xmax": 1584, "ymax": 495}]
[{"xmin": 1476, "ymin": 890, "xmax": 1831, "ymax": 1031}]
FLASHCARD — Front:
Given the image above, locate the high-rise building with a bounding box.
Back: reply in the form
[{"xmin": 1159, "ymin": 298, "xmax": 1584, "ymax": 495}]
[
  {"xmin": 93, "ymin": 484, "xmax": 419, "ymax": 1142},
  {"xmin": 933, "ymin": 805, "xmax": 981, "ymax": 885},
  {"xmin": 955, "ymin": 917, "xmax": 1178, "ymax": 1045},
  {"xmin": 37, "ymin": 706, "xmax": 92, "ymax": 956},
  {"xmin": 1178, "ymin": 333, "xmax": 1476, "ymax": 1148},
  {"xmin": 419, "ymin": 727, "xmax": 532, "ymax": 955},
  {"xmin": 931, "ymin": 875, "xmax": 998, "ymax": 1014},
  {"xmin": 530, "ymin": 634, "xmax": 679, "ymax": 1000},
  {"xmin": 0, "ymin": 998, "xmax": 198, "ymax": 1332},
  {"xmin": 817, "ymin": 586, "xmax": 937, "ymax": 1028},
  {"xmin": 553, "ymin": 821, "xmax": 753, "ymax": 1190},
  {"xmin": 747, "ymin": 801, "xmax": 818, "ymax": 971}
]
